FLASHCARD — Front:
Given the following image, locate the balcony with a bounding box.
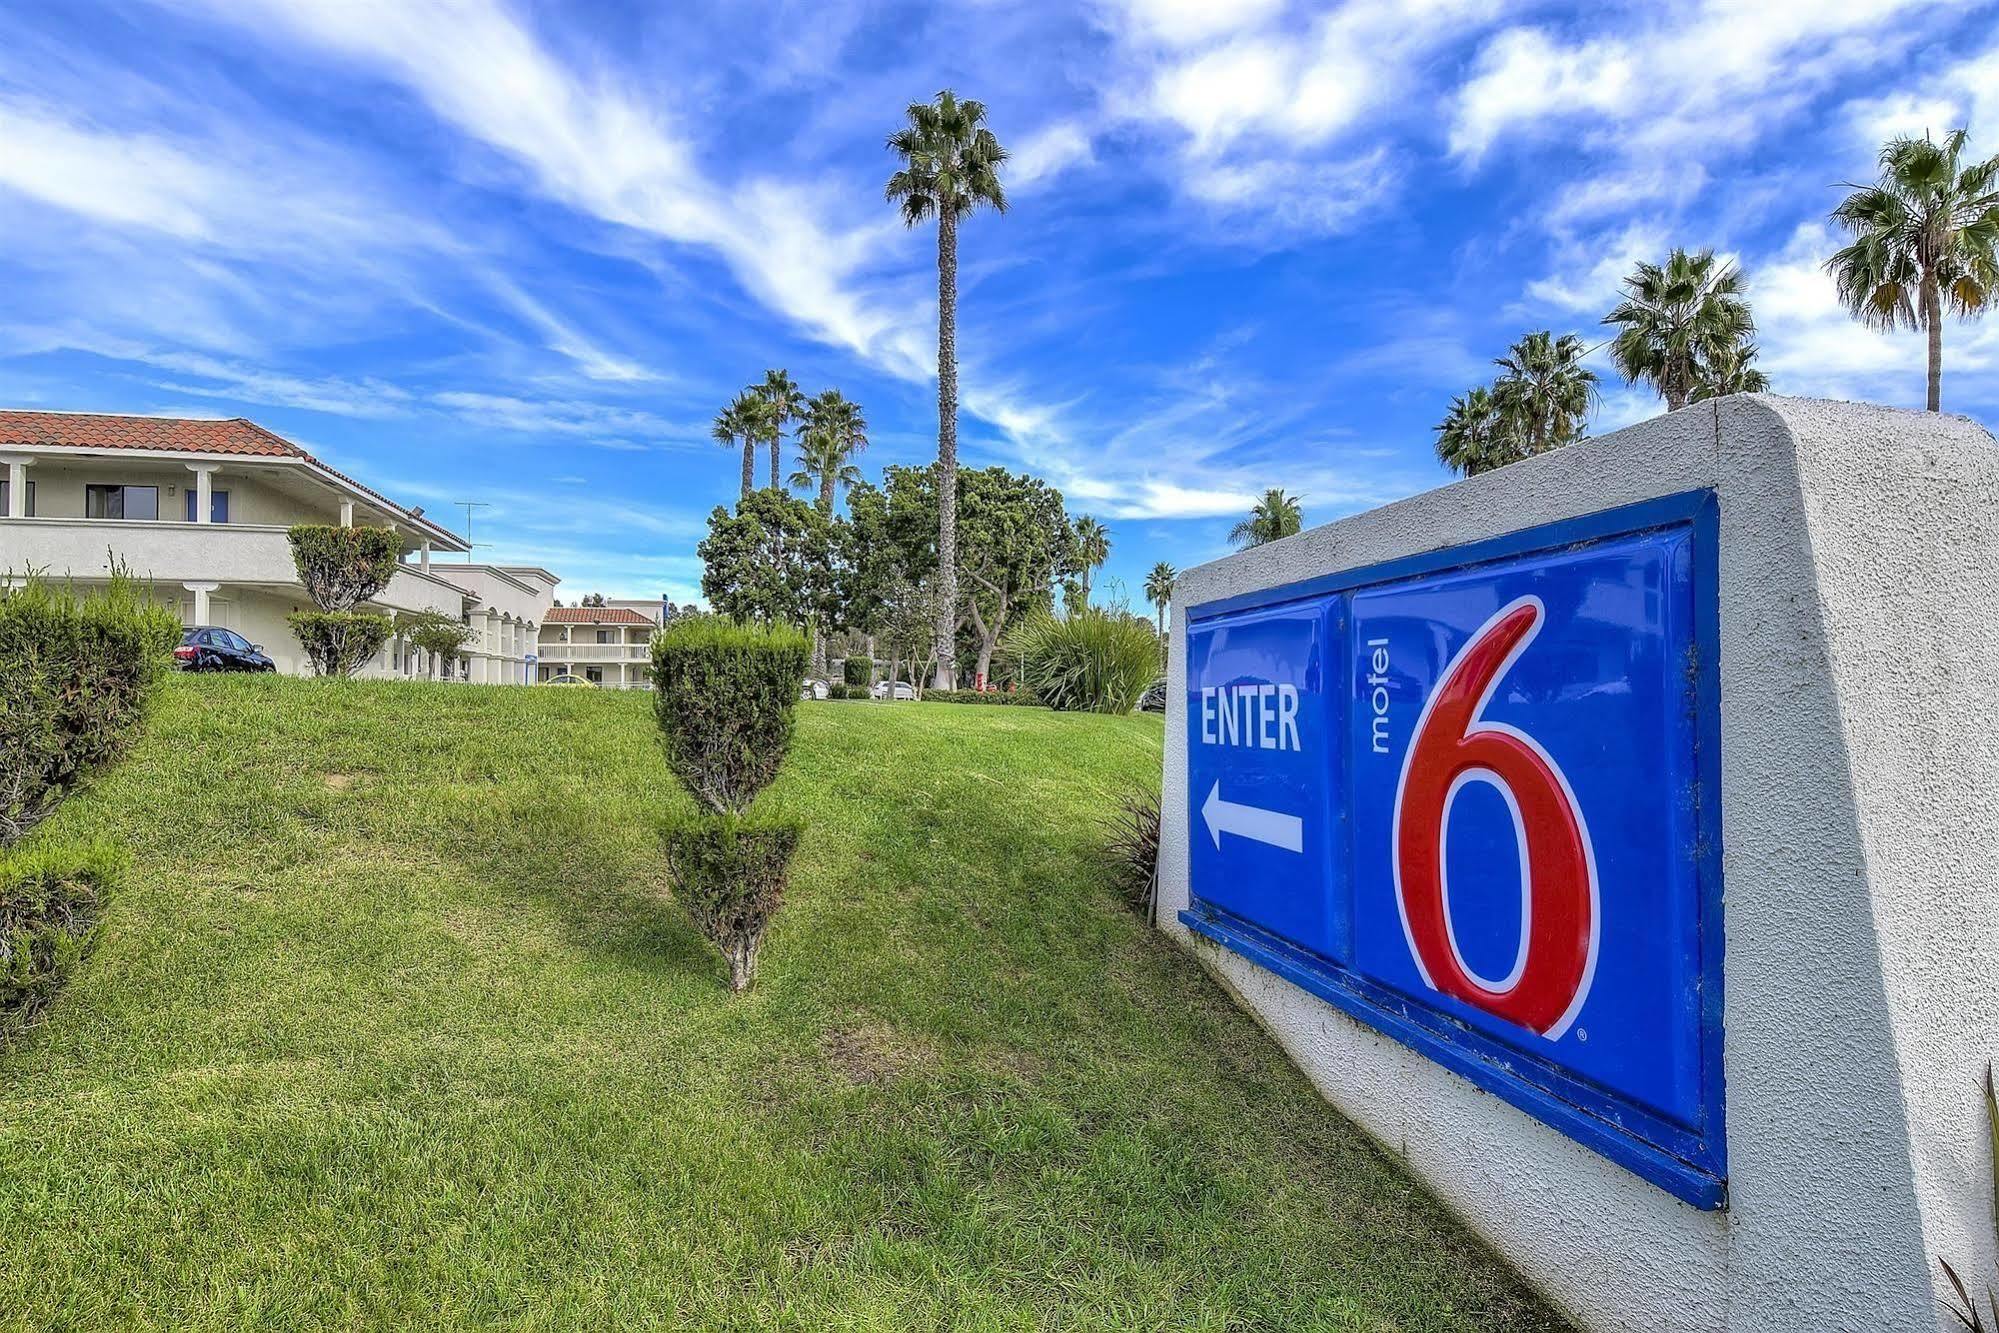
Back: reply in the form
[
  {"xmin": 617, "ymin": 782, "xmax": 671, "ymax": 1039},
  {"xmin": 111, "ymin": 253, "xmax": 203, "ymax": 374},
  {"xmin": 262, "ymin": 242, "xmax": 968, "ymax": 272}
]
[
  {"xmin": 535, "ymin": 641, "xmax": 654, "ymax": 663},
  {"xmin": 0, "ymin": 517, "xmax": 466, "ymax": 617}
]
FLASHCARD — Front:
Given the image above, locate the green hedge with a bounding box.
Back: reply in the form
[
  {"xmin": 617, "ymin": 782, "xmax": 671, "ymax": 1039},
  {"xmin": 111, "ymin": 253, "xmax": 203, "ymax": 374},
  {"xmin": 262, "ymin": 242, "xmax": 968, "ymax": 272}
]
[
  {"xmin": 921, "ymin": 688, "xmax": 1044, "ymax": 707},
  {"xmin": 825, "ymin": 683, "xmax": 869, "ymax": 700},
  {"xmin": 1, "ymin": 843, "xmax": 119, "ymax": 1044},
  {"xmin": 0, "ymin": 574, "xmax": 179, "ymax": 847},
  {"xmin": 842, "ymin": 655, "xmax": 873, "ymax": 686}
]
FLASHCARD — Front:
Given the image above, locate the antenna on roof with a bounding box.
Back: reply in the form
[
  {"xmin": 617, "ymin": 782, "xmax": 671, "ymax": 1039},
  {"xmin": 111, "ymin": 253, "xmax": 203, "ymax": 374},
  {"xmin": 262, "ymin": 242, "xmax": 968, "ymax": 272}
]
[{"xmin": 454, "ymin": 501, "xmax": 490, "ymax": 562}]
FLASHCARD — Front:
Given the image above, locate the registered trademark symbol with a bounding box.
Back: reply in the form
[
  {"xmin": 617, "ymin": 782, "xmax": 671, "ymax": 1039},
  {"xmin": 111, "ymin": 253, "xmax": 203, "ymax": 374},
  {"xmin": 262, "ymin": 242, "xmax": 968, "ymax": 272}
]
[{"xmin": 1576, "ymin": 1029, "xmax": 1588, "ymax": 1042}]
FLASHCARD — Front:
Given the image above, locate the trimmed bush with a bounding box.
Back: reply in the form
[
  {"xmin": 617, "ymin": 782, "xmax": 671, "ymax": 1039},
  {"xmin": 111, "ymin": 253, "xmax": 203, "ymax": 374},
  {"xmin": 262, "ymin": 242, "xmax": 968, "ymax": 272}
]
[
  {"xmin": 922, "ymin": 688, "xmax": 1044, "ymax": 707},
  {"xmin": 287, "ymin": 525, "xmax": 401, "ymax": 612},
  {"xmin": 1, "ymin": 843, "xmax": 119, "ymax": 1044},
  {"xmin": 288, "ymin": 610, "xmax": 393, "ymax": 678},
  {"xmin": 1007, "ymin": 610, "xmax": 1163, "ymax": 714},
  {"xmin": 842, "ymin": 655, "xmax": 873, "ymax": 687},
  {"xmin": 652, "ymin": 617, "xmax": 811, "ymax": 816},
  {"xmin": 663, "ymin": 815, "xmax": 802, "ymax": 993},
  {"xmin": 653, "ymin": 617, "xmax": 810, "ymax": 994},
  {"xmin": 0, "ymin": 574, "xmax": 179, "ymax": 848},
  {"xmin": 826, "ymin": 683, "xmax": 868, "ymax": 700}
]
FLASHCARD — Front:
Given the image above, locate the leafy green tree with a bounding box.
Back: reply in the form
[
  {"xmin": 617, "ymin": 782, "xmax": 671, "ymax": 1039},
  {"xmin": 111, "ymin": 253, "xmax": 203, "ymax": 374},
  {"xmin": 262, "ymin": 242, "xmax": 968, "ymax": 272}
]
[
  {"xmin": 1434, "ymin": 385, "xmax": 1511, "ymax": 476},
  {"xmin": 1493, "ymin": 331, "xmax": 1596, "ymax": 456},
  {"xmin": 1143, "ymin": 562, "xmax": 1177, "ymax": 636},
  {"xmin": 750, "ymin": 369, "xmax": 806, "ymax": 491},
  {"xmin": 1229, "ymin": 489, "xmax": 1303, "ymax": 549},
  {"xmin": 958, "ymin": 469, "xmax": 1071, "ymax": 686},
  {"xmin": 1070, "ymin": 516, "xmax": 1109, "ymax": 605},
  {"xmin": 1604, "ymin": 248, "xmax": 1760, "ymax": 412},
  {"xmin": 790, "ymin": 390, "xmax": 869, "ymax": 514},
  {"xmin": 395, "ymin": 609, "xmax": 473, "ymax": 680},
  {"xmin": 712, "ymin": 392, "xmax": 763, "ymax": 502},
  {"xmin": 697, "ymin": 489, "xmax": 839, "ymax": 631},
  {"xmin": 1828, "ymin": 128, "xmax": 1999, "ymax": 412},
  {"xmin": 1691, "ymin": 341, "xmax": 1771, "ymax": 402},
  {"xmin": 886, "ymin": 89, "xmax": 1008, "ymax": 689}
]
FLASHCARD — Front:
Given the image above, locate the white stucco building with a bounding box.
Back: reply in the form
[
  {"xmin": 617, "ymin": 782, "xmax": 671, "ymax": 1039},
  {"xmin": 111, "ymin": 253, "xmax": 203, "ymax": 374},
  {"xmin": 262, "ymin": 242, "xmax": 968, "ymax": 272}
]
[
  {"xmin": 536, "ymin": 606, "xmax": 657, "ymax": 688},
  {"xmin": 0, "ymin": 410, "xmax": 551, "ymax": 680}
]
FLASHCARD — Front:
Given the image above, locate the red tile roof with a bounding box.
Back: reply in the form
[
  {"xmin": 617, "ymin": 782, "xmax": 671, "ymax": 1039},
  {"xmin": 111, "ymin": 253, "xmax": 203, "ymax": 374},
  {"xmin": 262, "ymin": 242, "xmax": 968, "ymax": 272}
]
[
  {"xmin": 545, "ymin": 607, "xmax": 655, "ymax": 625},
  {"xmin": 0, "ymin": 410, "xmax": 462, "ymax": 548},
  {"xmin": 0, "ymin": 411, "xmax": 308, "ymax": 457}
]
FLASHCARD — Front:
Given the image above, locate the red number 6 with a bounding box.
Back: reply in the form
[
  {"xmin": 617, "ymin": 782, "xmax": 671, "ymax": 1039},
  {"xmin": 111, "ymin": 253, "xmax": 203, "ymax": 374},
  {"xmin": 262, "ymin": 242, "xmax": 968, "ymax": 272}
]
[{"xmin": 1392, "ymin": 596, "xmax": 1598, "ymax": 1039}]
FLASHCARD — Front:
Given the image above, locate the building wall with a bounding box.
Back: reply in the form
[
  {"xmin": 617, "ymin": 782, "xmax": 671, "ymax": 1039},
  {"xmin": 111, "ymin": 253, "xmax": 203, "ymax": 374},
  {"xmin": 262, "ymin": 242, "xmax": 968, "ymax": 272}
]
[
  {"xmin": 1158, "ymin": 397, "xmax": 1999, "ymax": 1332},
  {"xmin": 15, "ymin": 459, "xmax": 326, "ymax": 526}
]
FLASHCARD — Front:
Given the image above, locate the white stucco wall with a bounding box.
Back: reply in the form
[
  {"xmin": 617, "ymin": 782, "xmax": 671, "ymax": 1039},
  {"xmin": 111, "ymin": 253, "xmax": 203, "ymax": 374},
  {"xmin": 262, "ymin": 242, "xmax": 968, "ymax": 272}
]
[{"xmin": 1159, "ymin": 396, "xmax": 1999, "ymax": 1332}]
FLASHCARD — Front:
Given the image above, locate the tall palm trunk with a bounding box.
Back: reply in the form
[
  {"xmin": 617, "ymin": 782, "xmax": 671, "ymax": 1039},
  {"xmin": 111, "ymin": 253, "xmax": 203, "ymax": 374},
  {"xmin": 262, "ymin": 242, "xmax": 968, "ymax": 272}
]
[
  {"xmin": 818, "ymin": 475, "xmax": 835, "ymax": 515},
  {"xmin": 739, "ymin": 441, "xmax": 753, "ymax": 502},
  {"xmin": 769, "ymin": 432, "xmax": 781, "ymax": 492},
  {"xmin": 933, "ymin": 206, "xmax": 959, "ymax": 690},
  {"xmin": 1923, "ymin": 269, "xmax": 1943, "ymax": 412}
]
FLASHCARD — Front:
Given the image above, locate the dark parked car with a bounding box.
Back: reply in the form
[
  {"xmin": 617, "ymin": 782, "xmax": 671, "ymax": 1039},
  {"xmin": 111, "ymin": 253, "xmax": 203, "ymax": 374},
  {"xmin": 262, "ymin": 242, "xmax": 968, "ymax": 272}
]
[{"xmin": 174, "ymin": 626, "xmax": 275, "ymax": 673}]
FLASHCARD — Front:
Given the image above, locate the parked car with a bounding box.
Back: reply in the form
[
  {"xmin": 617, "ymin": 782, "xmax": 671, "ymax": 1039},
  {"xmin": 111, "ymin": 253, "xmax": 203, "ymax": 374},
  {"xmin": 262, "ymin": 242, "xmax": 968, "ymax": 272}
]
[
  {"xmin": 1138, "ymin": 678, "xmax": 1168, "ymax": 713},
  {"xmin": 544, "ymin": 674, "xmax": 595, "ymax": 687},
  {"xmin": 174, "ymin": 626, "xmax": 275, "ymax": 673},
  {"xmin": 871, "ymin": 680, "xmax": 918, "ymax": 701},
  {"xmin": 799, "ymin": 679, "xmax": 829, "ymax": 700}
]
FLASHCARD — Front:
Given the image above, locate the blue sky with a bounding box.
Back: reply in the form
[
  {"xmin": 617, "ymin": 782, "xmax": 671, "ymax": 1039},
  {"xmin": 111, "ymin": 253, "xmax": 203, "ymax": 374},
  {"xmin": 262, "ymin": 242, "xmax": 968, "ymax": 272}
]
[{"xmin": 2, "ymin": 0, "xmax": 1995, "ymax": 605}]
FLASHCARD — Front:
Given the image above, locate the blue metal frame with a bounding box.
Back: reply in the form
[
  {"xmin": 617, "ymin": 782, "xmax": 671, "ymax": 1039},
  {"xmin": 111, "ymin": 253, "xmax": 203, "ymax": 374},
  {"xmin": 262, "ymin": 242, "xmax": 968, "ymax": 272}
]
[{"xmin": 1181, "ymin": 490, "xmax": 1727, "ymax": 1210}]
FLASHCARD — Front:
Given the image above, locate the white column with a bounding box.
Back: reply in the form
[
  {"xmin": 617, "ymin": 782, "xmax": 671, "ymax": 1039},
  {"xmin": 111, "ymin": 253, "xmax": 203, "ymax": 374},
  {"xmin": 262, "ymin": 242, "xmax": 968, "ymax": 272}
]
[
  {"xmin": 182, "ymin": 581, "xmax": 219, "ymax": 625},
  {"xmin": 185, "ymin": 463, "xmax": 219, "ymax": 524},
  {"xmin": 420, "ymin": 540, "xmax": 432, "ymax": 574},
  {"xmin": 339, "ymin": 499, "xmax": 354, "ymax": 527},
  {"xmin": 4, "ymin": 456, "xmax": 28, "ymax": 518}
]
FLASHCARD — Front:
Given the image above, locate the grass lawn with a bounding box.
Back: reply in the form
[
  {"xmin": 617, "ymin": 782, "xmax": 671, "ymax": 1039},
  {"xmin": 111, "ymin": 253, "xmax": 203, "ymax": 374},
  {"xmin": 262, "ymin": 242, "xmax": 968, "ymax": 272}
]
[{"xmin": 0, "ymin": 677, "xmax": 1568, "ymax": 1331}]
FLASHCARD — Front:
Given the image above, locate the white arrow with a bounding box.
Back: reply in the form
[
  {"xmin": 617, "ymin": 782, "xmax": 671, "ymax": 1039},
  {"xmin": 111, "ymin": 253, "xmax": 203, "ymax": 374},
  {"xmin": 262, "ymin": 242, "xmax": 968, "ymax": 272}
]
[{"xmin": 1201, "ymin": 781, "xmax": 1304, "ymax": 853}]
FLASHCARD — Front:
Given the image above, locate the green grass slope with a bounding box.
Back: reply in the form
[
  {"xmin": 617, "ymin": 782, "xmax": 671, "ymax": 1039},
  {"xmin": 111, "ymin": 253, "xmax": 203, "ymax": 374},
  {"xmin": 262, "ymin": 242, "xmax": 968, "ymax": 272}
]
[{"xmin": 0, "ymin": 677, "xmax": 1567, "ymax": 1332}]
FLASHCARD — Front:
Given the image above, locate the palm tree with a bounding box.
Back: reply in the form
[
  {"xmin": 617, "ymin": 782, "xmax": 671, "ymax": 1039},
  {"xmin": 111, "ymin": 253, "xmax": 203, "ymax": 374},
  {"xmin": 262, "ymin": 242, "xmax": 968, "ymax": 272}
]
[
  {"xmin": 1493, "ymin": 331, "xmax": 1596, "ymax": 456},
  {"xmin": 789, "ymin": 390, "xmax": 869, "ymax": 514},
  {"xmin": 1828, "ymin": 128, "xmax": 1999, "ymax": 412},
  {"xmin": 1690, "ymin": 341, "xmax": 1772, "ymax": 403},
  {"xmin": 1603, "ymin": 248, "xmax": 1759, "ymax": 412},
  {"xmin": 887, "ymin": 90, "xmax": 1008, "ymax": 688},
  {"xmin": 1434, "ymin": 385, "xmax": 1511, "ymax": 477},
  {"xmin": 1230, "ymin": 489, "xmax": 1304, "ymax": 549},
  {"xmin": 712, "ymin": 393, "xmax": 762, "ymax": 502},
  {"xmin": 1071, "ymin": 516, "xmax": 1109, "ymax": 604},
  {"xmin": 1144, "ymin": 562, "xmax": 1177, "ymax": 636},
  {"xmin": 750, "ymin": 369, "xmax": 806, "ymax": 491}
]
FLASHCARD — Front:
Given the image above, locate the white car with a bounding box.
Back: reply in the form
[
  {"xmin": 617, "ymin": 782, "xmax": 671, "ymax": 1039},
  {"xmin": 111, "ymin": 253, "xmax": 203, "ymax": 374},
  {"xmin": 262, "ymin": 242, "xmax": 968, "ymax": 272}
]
[
  {"xmin": 871, "ymin": 680, "xmax": 918, "ymax": 700},
  {"xmin": 799, "ymin": 679, "xmax": 829, "ymax": 700}
]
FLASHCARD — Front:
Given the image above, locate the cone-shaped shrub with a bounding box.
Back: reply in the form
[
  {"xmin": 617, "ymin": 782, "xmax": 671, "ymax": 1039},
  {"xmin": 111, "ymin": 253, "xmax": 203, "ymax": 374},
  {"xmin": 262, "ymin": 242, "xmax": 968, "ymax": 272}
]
[
  {"xmin": 652, "ymin": 616, "xmax": 809, "ymax": 993},
  {"xmin": 842, "ymin": 655, "xmax": 872, "ymax": 687},
  {"xmin": 663, "ymin": 815, "xmax": 802, "ymax": 993},
  {"xmin": 651, "ymin": 616, "xmax": 810, "ymax": 816}
]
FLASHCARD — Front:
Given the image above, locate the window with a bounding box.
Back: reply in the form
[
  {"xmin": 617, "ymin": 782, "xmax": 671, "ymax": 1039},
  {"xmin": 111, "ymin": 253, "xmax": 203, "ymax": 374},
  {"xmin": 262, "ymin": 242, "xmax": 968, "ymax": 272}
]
[
  {"xmin": 0, "ymin": 478, "xmax": 33, "ymax": 516},
  {"xmin": 585, "ymin": 667, "xmax": 604, "ymax": 684},
  {"xmin": 85, "ymin": 484, "xmax": 159, "ymax": 520},
  {"xmin": 184, "ymin": 489, "xmax": 230, "ymax": 523},
  {"xmin": 596, "ymin": 629, "xmax": 614, "ymax": 644}
]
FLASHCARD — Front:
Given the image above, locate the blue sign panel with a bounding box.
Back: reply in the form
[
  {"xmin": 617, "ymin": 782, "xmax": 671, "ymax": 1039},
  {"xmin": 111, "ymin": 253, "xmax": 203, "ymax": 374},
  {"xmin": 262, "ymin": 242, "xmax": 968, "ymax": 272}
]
[{"xmin": 1182, "ymin": 492, "xmax": 1725, "ymax": 1208}]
